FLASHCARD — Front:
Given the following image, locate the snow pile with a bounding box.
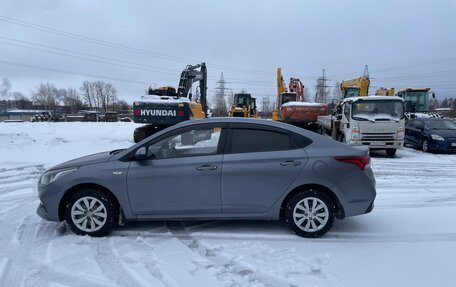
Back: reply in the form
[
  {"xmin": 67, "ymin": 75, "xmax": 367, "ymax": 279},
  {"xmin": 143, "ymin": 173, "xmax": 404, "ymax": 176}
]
[
  {"xmin": 282, "ymin": 101, "xmax": 326, "ymax": 107},
  {"xmin": 139, "ymin": 95, "xmax": 191, "ymax": 104}
]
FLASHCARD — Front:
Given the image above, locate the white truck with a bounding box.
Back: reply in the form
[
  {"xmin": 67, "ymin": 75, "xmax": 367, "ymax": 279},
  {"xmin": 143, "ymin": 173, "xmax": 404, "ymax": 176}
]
[{"xmin": 317, "ymin": 95, "xmax": 405, "ymax": 157}]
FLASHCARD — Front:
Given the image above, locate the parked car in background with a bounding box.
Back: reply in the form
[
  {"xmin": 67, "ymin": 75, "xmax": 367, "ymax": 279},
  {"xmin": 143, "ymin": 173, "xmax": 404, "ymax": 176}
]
[
  {"xmin": 405, "ymin": 118, "xmax": 456, "ymax": 153},
  {"xmin": 37, "ymin": 118, "xmax": 376, "ymax": 238}
]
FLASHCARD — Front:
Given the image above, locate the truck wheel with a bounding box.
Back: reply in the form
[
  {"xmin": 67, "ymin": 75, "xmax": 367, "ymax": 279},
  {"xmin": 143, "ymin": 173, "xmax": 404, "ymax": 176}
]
[
  {"xmin": 386, "ymin": 149, "xmax": 396, "ymax": 157},
  {"xmin": 286, "ymin": 190, "xmax": 335, "ymax": 238}
]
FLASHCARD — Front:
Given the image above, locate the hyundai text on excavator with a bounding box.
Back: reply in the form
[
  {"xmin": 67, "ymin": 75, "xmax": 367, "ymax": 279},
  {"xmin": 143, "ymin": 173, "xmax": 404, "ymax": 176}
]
[
  {"xmin": 229, "ymin": 93, "xmax": 257, "ymax": 117},
  {"xmin": 272, "ymin": 68, "xmax": 327, "ymax": 131},
  {"xmin": 132, "ymin": 63, "xmax": 207, "ymax": 142}
]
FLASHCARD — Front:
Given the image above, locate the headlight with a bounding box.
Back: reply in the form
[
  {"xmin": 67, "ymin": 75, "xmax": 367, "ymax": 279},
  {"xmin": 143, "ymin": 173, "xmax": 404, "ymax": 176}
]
[
  {"xmin": 431, "ymin": 134, "xmax": 444, "ymax": 141},
  {"xmin": 39, "ymin": 168, "xmax": 78, "ymax": 185},
  {"xmin": 397, "ymin": 126, "xmax": 405, "ymax": 140}
]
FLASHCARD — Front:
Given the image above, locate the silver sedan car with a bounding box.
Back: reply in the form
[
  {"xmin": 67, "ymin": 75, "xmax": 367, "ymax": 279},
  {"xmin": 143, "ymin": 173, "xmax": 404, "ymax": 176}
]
[{"xmin": 37, "ymin": 118, "xmax": 376, "ymax": 238}]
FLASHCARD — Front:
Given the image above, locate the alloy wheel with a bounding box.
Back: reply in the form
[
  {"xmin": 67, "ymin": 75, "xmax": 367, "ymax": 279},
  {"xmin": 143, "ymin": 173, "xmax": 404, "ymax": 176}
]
[{"xmin": 70, "ymin": 196, "xmax": 107, "ymax": 232}]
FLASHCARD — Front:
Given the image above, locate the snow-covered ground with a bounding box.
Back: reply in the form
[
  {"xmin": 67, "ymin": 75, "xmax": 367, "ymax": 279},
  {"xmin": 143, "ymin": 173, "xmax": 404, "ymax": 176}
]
[{"xmin": 1, "ymin": 122, "xmax": 455, "ymax": 287}]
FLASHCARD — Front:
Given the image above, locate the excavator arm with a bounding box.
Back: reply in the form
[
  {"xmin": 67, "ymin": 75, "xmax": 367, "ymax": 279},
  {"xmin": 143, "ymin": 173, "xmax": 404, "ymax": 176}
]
[{"xmin": 177, "ymin": 62, "xmax": 207, "ymax": 115}]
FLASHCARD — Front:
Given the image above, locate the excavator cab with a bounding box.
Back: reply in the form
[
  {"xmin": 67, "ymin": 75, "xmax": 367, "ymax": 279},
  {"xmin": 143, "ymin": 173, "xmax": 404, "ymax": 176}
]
[
  {"xmin": 280, "ymin": 93, "xmax": 297, "ymax": 106},
  {"xmin": 147, "ymin": 86, "xmax": 177, "ymax": 97},
  {"xmin": 343, "ymin": 87, "xmax": 360, "ymax": 98},
  {"xmin": 230, "ymin": 93, "xmax": 253, "ymax": 117}
]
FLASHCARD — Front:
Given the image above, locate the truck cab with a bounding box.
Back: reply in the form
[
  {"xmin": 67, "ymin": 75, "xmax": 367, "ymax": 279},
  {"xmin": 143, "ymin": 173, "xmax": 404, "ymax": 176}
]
[
  {"xmin": 396, "ymin": 88, "xmax": 434, "ymax": 113},
  {"xmin": 342, "ymin": 96, "xmax": 405, "ymax": 154}
]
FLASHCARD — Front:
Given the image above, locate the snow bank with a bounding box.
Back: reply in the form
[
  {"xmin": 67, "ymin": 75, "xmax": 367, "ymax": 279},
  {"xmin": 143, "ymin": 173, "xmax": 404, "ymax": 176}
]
[{"xmin": 281, "ymin": 101, "xmax": 326, "ymax": 107}]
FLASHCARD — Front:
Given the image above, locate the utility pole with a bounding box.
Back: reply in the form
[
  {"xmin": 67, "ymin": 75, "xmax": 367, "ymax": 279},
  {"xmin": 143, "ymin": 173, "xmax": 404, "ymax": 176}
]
[
  {"xmin": 315, "ymin": 69, "xmax": 329, "ymax": 103},
  {"xmin": 363, "ymin": 65, "xmax": 370, "ymax": 79},
  {"xmin": 213, "ymin": 73, "xmax": 230, "ymax": 116}
]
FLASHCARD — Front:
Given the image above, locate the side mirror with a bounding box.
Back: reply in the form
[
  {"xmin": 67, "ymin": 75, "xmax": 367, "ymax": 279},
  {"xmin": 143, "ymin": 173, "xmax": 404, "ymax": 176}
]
[
  {"xmin": 134, "ymin": 146, "xmax": 148, "ymax": 160},
  {"xmin": 431, "ymin": 92, "xmax": 435, "ymax": 99}
]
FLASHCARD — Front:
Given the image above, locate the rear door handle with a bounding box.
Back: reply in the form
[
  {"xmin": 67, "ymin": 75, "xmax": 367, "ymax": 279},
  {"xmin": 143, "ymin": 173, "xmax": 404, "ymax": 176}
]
[
  {"xmin": 280, "ymin": 160, "xmax": 302, "ymax": 167},
  {"xmin": 196, "ymin": 164, "xmax": 218, "ymax": 171}
]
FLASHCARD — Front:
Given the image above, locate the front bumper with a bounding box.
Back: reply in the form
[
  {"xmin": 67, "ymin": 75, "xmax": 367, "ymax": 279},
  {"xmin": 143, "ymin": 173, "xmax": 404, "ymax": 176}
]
[
  {"xmin": 429, "ymin": 139, "xmax": 456, "ymax": 153},
  {"xmin": 36, "ymin": 183, "xmax": 64, "ymax": 222},
  {"xmin": 349, "ymin": 140, "xmax": 404, "ymax": 149}
]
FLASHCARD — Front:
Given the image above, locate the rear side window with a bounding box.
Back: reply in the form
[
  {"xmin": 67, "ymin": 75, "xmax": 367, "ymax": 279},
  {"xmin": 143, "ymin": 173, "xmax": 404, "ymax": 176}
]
[{"xmin": 230, "ymin": 128, "xmax": 291, "ymax": 153}]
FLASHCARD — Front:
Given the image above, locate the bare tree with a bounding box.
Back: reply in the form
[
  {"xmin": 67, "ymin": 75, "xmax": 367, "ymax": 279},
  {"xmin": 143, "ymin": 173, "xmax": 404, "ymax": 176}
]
[
  {"xmin": 332, "ymin": 81, "xmax": 342, "ymax": 102},
  {"xmin": 80, "ymin": 81, "xmax": 96, "ymax": 110},
  {"xmin": 32, "ymin": 82, "xmax": 58, "ymax": 110},
  {"xmin": 62, "ymin": 88, "xmax": 82, "ymax": 114},
  {"xmin": 104, "ymin": 83, "xmax": 118, "ymax": 111}
]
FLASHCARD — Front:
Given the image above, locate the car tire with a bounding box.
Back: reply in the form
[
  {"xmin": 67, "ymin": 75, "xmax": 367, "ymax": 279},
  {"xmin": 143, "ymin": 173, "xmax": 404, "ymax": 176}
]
[
  {"xmin": 386, "ymin": 149, "xmax": 396, "ymax": 157},
  {"xmin": 286, "ymin": 190, "xmax": 335, "ymax": 238},
  {"xmin": 422, "ymin": 139, "xmax": 430, "ymax": 153},
  {"xmin": 64, "ymin": 189, "xmax": 117, "ymax": 237}
]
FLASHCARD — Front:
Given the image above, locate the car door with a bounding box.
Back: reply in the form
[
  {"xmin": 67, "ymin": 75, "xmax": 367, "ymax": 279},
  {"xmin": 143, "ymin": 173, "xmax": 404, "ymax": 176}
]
[
  {"xmin": 411, "ymin": 120, "xmax": 424, "ymax": 146},
  {"xmin": 127, "ymin": 124, "xmax": 227, "ymax": 215},
  {"xmin": 221, "ymin": 124, "xmax": 309, "ymax": 213},
  {"xmin": 404, "ymin": 120, "xmax": 415, "ymax": 145}
]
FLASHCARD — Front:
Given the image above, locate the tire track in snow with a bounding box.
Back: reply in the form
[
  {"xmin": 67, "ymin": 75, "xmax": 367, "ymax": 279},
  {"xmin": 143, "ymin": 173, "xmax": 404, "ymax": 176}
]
[
  {"xmin": 91, "ymin": 237, "xmax": 172, "ymax": 287},
  {"xmin": 166, "ymin": 221, "xmax": 293, "ymax": 287}
]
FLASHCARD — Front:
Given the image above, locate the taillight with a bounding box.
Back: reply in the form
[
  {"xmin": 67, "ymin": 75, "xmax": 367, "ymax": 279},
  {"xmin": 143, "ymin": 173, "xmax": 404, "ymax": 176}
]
[{"xmin": 335, "ymin": 155, "xmax": 371, "ymax": 170}]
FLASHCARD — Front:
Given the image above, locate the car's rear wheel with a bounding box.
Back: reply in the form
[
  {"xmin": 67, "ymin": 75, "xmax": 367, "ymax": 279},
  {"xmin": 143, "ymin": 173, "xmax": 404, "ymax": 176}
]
[
  {"xmin": 286, "ymin": 190, "xmax": 335, "ymax": 238},
  {"xmin": 65, "ymin": 189, "xmax": 117, "ymax": 237},
  {"xmin": 422, "ymin": 139, "xmax": 430, "ymax": 153}
]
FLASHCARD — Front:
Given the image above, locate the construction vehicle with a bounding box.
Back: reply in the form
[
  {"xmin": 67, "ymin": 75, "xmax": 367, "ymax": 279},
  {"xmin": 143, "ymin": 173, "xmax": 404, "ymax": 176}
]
[
  {"xmin": 317, "ymin": 95, "xmax": 405, "ymax": 157},
  {"xmin": 396, "ymin": 88, "xmax": 440, "ymax": 119},
  {"xmin": 375, "ymin": 87, "xmax": 395, "ymax": 96},
  {"xmin": 272, "ymin": 68, "xmax": 328, "ymax": 130},
  {"xmin": 132, "ymin": 63, "xmax": 207, "ymax": 142},
  {"xmin": 229, "ymin": 93, "xmax": 257, "ymax": 117},
  {"xmin": 340, "ymin": 76, "xmax": 370, "ymax": 99}
]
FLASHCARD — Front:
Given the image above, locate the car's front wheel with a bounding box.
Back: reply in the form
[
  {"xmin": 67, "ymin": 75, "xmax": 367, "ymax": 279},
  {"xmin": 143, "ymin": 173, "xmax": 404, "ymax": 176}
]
[
  {"xmin": 286, "ymin": 190, "xmax": 335, "ymax": 238},
  {"xmin": 422, "ymin": 139, "xmax": 430, "ymax": 153},
  {"xmin": 64, "ymin": 189, "xmax": 117, "ymax": 237}
]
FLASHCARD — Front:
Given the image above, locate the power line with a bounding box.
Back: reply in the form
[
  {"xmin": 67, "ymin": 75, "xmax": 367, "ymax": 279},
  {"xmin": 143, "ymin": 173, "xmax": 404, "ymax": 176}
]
[{"xmin": 0, "ymin": 59, "xmax": 154, "ymax": 86}]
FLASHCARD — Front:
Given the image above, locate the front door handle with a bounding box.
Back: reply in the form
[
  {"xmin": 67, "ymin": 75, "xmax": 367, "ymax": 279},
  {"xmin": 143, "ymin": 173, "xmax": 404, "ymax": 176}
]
[
  {"xmin": 280, "ymin": 160, "xmax": 302, "ymax": 167},
  {"xmin": 196, "ymin": 164, "xmax": 218, "ymax": 171}
]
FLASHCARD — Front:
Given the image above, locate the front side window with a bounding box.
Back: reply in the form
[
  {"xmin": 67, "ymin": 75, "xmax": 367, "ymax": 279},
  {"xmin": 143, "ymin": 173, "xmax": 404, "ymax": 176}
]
[
  {"xmin": 230, "ymin": 128, "xmax": 291, "ymax": 153},
  {"xmin": 146, "ymin": 127, "xmax": 222, "ymax": 159}
]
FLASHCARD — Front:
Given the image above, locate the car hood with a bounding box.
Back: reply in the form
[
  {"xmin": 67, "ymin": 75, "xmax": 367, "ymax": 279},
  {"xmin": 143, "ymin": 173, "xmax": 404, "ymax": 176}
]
[
  {"xmin": 49, "ymin": 151, "xmax": 114, "ymax": 170},
  {"xmin": 426, "ymin": 129, "xmax": 456, "ymax": 138}
]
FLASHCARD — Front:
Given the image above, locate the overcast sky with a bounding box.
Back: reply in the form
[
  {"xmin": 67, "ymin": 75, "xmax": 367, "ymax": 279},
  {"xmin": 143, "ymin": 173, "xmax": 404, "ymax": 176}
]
[{"xmin": 1, "ymin": 0, "xmax": 455, "ymax": 106}]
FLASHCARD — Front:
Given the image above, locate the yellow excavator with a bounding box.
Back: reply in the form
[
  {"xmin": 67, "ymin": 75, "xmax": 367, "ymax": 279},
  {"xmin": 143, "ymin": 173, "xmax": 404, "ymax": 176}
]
[
  {"xmin": 375, "ymin": 87, "xmax": 395, "ymax": 96},
  {"xmin": 340, "ymin": 76, "xmax": 370, "ymax": 98}
]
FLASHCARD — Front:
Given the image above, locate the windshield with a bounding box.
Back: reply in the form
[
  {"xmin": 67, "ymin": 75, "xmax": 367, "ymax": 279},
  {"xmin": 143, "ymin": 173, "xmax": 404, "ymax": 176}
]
[
  {"xmin": 235, "ymin": 94, "xmax": 251, "ymax": 107},
  {"xmin": 403, "ymin": 91, "xmax": 429, "ymax": 112},
  {"xmin": 281, "ymin": 93, "xmax": 297, "ymax": 105},
  {"xmin": 425, "ymin": 120, "xmax": 456, "ymax": 130},
  {"xmin": 343, "ymin": 87, "xmax": 360, "ymax": 98},
  {"xmin": 352, "ymin": 100, "xmax": 404, "ymax": 122}
]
